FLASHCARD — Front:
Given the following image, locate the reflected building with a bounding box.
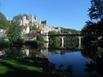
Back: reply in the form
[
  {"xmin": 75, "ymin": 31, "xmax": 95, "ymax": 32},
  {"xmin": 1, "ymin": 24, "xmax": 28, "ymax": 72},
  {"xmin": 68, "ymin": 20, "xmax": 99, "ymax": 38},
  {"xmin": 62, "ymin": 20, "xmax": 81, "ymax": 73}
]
[
  {"xmin": 22, "ymin": 49, "xmax": 30, "ymax": 57},
  {"xmin": 21, "ymin": 48, "xmax": 52, "ymax": 58},
  {"xmin": 0, "ymin": 50, "xmax": 5, "ymax": 56},
  {"xmin": 40, "ymin": 49, "xmax": 52, "ymax": 58}
]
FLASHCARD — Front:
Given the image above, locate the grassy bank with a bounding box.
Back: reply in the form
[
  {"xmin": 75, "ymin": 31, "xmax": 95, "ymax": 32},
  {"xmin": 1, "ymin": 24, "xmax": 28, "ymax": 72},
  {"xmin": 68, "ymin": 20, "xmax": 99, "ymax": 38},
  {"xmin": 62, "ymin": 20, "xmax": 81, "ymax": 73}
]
[
  {"xmin": 0, "ymin": 59, "xmax": 43, "ymax": 75},
  {"xmin": 0, "ymin": 58, "xmax": 72, "ymax": 77}
]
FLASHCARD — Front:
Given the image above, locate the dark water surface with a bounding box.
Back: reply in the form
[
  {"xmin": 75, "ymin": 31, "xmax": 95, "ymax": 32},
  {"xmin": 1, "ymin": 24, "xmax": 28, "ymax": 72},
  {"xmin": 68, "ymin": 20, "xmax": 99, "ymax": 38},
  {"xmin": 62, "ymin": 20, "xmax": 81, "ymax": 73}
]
[
  {"xmin": 48, "ymin": 51, "xmax": 93, "ymax": 77},
  {"xmin": 0, "ymin": 48, "xmax": 97, "ymax": 77}
]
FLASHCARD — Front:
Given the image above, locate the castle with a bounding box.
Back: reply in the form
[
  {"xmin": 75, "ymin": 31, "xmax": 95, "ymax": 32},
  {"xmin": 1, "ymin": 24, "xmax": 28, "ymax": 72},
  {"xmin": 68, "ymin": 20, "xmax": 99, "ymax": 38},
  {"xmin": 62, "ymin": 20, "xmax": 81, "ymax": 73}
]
[
  {"xmin": 12, "ymin": 14, "xmax": 61, "ymax": 48},
  {"xmin": 12, "ymin": 14, "xmax": 61, "ymax": 34}
]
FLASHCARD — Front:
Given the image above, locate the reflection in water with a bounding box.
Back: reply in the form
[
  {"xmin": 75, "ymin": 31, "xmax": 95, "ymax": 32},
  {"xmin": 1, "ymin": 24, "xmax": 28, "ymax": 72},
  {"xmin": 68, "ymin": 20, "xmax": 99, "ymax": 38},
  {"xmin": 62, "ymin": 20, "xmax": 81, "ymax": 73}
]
[
  {"xmin": 2, "ymin": 48, "xmax": 75, "ymax": 58},
  {"xmin": 0, "ymin": 50, "xmax": 5, "ymax": 56},
  {"xmin": 4, "ymin": 47, "xmax": 23, "ymax": 58},
  {"xmin": 40, "ymin": 49, "xmax": 49, "ymax": 58},
  {"xmin": 81, "ymin": 33, "xmax": 103, "ymax": 77},
  {"xmin": 21, "ymin": 48, "xmax": 51, "ymax": 58},
  {"xmin": 48, "ymin": 51, "xmax": 93, "ymax": 77},
  {"xmin": 21, "ymin": 48, "xmax": 97, "ymax": 77},
  {"xmin": 22, "ymin": 49, "xmax": 30, "ymax": 57},
  {"xmin": 2, "ymin": 47, "xmax": 101, "ymax": 77}
]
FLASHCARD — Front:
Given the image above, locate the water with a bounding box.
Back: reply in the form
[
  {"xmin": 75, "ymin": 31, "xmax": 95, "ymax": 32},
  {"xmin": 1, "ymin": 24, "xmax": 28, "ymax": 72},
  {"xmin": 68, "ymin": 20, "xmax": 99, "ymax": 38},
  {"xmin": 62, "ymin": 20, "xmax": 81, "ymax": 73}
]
[
  {"xmin": 21, "ymin": 48, "xmax": 95, "ymax": 77},
  {"xmin": 1, "ymin": 48, "xmax": 96, "ymax": 77},
  {"xmin": 48, "ymin": 51, "xmax": 93, "ymax": 77}
]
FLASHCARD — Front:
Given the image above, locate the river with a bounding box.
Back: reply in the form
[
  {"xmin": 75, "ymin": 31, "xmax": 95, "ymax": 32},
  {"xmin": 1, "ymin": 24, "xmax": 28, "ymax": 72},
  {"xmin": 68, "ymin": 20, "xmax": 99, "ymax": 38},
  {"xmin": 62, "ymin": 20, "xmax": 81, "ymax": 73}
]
[
  {"xmin": 48, "ymin": 51, "xmax": 93, "ymax": 77},
  {"xmin": 0, "ymin": 48, "xmax": 97, "ymax": 77},
  {"xmin": 20, "ymin": 48, "xmax": 97, "ymax": 77}
]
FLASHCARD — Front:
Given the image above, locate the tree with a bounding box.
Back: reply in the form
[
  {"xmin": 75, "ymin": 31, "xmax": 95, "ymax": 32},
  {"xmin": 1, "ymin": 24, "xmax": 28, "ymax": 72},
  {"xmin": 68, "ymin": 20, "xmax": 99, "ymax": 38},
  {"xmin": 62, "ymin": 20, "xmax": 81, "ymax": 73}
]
[
  {"xmin": 81, "ymin": 0, "xmax": 103, "ymax": 61},
  {"xmin": 88, "ymin": 0, "xmax": 103, "ymax": 22},
  {"xmin": 61, "ymin": 28, "xmax": 79, "ymax": 48},
  {"xmin": 5, "ymin": 47, "xmax": 23, "ymax": 59},
  {"xmin": 7, "ymin": 23, "xmax": 22, "ymax": 46},
  {"xmin": 31, "ymin": 24, "xmax": 38, "ymax": 30},
  {"xmin": 49, "ymin": 31, "xmax": 61, "ymax": 48},
  {"xmin": 36, "ymin": 35, "xmax": 45, "ymax": 48},
  {"xmin": 0, "ymin": 12, "xmax": 10, "ymax": 29},
  {"xmin": 12, "ymin": 15, "xmax": 23, "ymax": 25},
  {"xmin": 31, "ymin": 22, "xmax": 42, "ymax": 30},
  {"xmin": 64, "ymin": 36, "xmax": 78, "ymax": 48}
]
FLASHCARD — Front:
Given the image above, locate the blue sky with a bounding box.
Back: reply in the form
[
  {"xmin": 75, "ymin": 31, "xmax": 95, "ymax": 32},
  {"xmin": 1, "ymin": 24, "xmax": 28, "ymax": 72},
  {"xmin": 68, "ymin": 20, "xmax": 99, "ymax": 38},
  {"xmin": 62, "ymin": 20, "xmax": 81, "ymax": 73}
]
[{"xmin": 0, "ymin": 0, "xmax": 91, "ymax": 30}]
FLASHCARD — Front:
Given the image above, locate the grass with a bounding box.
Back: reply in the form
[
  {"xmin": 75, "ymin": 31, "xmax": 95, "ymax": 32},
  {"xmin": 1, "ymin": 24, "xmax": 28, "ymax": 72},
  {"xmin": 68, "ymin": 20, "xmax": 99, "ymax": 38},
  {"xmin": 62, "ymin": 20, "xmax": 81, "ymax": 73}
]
[
  {"xmin": 0, "ymin": 59, "xmax": 43, "ymax": 75},
  {"xmin": 0, "ymin": 58, "xmax": 72, "ymax": 77},
  {"xmin": 0, "ymin": 64, "xmax": 11, "ymax": 74},
  {"xmin": 3, "ymin": 59, "xmax": 43, "ymax": 72}
]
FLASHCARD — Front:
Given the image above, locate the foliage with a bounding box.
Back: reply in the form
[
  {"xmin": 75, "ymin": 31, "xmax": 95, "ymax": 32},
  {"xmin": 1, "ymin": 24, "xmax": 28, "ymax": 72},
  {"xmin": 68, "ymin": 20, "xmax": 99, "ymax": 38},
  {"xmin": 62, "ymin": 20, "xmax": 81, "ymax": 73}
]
[
  {"xmin": 0, "ymin": 39, "xmax": 10, "ymax": 48},
  {"xmin": 0, "ymin": 12, "xmax": 10, "ymax": 29},
  {"xmin": 12, "ymin": 15, "xmax": 24, "ymax": 25},
  {"xmin": 82, "ymin": 20, "xmax": 103, "ymax": 36},
  {"xmin": 0, "ymin": 59, "xmax": 43, "ymax": 75},
  {"xmin": 5, "ymin": 47, "xmax": 23, "ymax": 59},
  {"xmin": 31, "ymin": 22, "xmax": 42, "ymax": 30},
  {"xmin": 49, "ymin": 31, "xmax": 61, "ymax": 48},
  {"xmin": 36, "ymin": 35, "xmax": 45, "ymax": 48},
  {"xmin": 31, "ymin": 24, "xmax": 38, "ymax": 30},
  {"xmin": 82, "ymin": 0, "xmax": 103, "ymax": 57},
  {"xmin": 61, "ymin": 28, "xmax": 79, "ymax": 48},
  {"xmin": 24, "ymin": 41, "xmax": 38, "ymax": 48},
  {"xmin": 0, "ymin": 64, "xmax": 10, "ymax": 75},
  {"xmin": 88, "ymin": 0, "xmax": 103, "ymax": 22},
  {"xmin": 24, "ymin": 35, "xmax": 45, "ymax": 48},
  {"xmin": 7, "ymin": 23, "xmax": 22, "ymax": 46},
  {"xmin": 81, "ymin": 22, "xmax": 103, "ymax": 47},
  {"xmin": 3, "ymin": 59, "xmax": 43, "ymax": 72},
  {"xmin": 64, "ymin": 36, "xmax": 78, "ymax": 48},
  {"xmin": 61, "ymin": 28, "xmax": 79, "ymax": 34}
]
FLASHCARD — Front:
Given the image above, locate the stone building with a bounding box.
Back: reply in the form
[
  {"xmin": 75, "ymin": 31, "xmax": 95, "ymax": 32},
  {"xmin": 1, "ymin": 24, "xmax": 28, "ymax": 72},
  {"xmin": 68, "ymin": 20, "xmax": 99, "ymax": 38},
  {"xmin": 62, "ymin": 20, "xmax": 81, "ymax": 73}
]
[
  {"xmin": 0, "ymin": 29, "xmax": 7, "ymax": 38},
  {"xmin": 12, "ymin": 14, "xmax": 61, "ymax": 48}
]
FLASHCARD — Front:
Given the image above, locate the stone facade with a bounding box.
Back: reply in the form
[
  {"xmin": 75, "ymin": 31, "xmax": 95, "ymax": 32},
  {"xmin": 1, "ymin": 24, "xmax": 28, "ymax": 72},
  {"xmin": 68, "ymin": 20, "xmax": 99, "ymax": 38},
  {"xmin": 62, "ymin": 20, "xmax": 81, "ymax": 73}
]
[
  {"xmin": 12, "ymin": 14, "xmax": 61, "ymax": 47},
  {"xmin": 13, "ymin": 14, "xmax": 61, "ymax": 35},
  {"xmin": 0, "ymin": 29, "xmax": 7, "ymax": 38},
  {"xmin": 21, "ymin": 15, "xmax": 36, "ymax": 34}
]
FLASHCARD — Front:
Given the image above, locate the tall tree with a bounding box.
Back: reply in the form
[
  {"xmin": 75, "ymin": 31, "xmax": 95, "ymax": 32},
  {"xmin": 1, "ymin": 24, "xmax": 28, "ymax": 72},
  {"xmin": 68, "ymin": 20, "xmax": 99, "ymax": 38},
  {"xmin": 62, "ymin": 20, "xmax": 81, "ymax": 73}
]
[
  {"xmin": 7, "ymin": 23, "xmax": 22, "ymax": 46},
  {"xmin": 81, "ymin": 0, "xmax": 103, "ymax": 61},
  {"xmin": 0, "ymin": 12, "xmax": 10, "ymax": 29},
  {"xmin": 49, "ymin": 31, "xmax": 61, "ymax": 48},
  {"xmin": 88, "ymin": 0, "xmax": 103, "ymax": 22}
]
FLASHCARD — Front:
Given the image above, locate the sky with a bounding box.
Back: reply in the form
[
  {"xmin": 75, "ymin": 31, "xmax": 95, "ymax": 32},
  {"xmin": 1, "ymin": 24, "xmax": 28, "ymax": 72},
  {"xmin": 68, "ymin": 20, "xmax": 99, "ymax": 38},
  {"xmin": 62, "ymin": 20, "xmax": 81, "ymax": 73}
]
[{"xmin": 0, "ymin": 0, "xmax": 91, "ymax": 30}]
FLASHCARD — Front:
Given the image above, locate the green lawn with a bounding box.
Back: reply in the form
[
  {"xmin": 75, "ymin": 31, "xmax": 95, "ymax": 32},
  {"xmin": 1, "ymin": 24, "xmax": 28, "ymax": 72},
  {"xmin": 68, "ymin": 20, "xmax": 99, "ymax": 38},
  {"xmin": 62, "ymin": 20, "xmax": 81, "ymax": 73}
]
[
  {"xmin": 0, "ymin": 59, "xmax": 43, "ymax": 75},
  {"xmin": 0, "ymin": 64, "xmax": 12, "ymax": 74},
  {"xmin": 3, "ymin": 59, "xmax": 43, "ymax": 72},
  {"xmin": 0, "ymin": 59, "xmax": 72, "ymax": 77}
]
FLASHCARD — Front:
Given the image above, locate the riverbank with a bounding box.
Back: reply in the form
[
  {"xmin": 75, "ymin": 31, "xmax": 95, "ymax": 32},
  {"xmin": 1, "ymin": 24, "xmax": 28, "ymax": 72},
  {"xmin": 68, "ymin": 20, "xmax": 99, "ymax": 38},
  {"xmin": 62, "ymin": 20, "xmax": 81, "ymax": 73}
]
[{"xmin": 0, "ymin": 58, "xmax": 72, "ymax": 77}]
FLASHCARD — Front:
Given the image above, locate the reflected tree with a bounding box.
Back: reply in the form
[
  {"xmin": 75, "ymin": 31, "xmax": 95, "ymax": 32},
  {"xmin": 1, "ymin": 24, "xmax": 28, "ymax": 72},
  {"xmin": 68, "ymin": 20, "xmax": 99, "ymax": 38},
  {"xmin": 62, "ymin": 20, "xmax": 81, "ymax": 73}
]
[{"xmin": 5, "ymin": 47, "xmax": 23, "ymax": 59}]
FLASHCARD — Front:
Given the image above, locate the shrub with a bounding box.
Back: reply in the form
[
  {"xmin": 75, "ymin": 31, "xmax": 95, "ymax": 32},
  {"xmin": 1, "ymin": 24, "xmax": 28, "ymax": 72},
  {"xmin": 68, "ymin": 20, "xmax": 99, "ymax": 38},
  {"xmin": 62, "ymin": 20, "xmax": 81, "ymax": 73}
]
[{"xmin": 0, "ymin": 39, "xmax": 10, "ymax": 49}]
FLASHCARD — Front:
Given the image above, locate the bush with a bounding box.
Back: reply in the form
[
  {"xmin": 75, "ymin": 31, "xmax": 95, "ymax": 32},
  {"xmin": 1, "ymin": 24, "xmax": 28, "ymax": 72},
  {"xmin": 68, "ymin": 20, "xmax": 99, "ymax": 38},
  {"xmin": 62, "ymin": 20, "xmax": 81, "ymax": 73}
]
[
  {"xmin": 24, "ymin": 40, "xmax": 44, "ymax": 48},
  {"xmin": 12, "ymin": 39, "xmax": 23, "ymax": 47},
  {"xmin": 5, "ymin": 47, "xmax": 23, "ymax": 59},
  {"xmin": 0, "ymin": 39, "xmax": 10, "ymax": 49}
]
